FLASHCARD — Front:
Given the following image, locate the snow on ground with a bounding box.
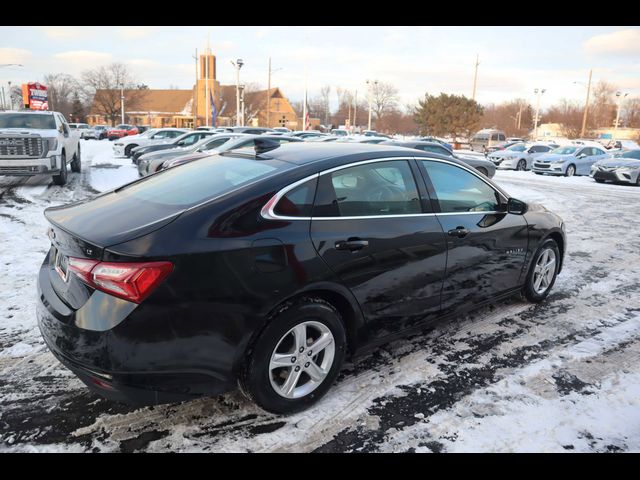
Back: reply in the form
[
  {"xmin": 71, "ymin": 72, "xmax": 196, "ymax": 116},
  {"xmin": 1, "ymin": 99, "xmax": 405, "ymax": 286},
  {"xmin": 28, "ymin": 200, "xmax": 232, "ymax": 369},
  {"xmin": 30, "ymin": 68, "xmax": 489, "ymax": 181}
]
[{"xmin": 1, "ymin": 140, "xmax": 639, "ymax": 452}]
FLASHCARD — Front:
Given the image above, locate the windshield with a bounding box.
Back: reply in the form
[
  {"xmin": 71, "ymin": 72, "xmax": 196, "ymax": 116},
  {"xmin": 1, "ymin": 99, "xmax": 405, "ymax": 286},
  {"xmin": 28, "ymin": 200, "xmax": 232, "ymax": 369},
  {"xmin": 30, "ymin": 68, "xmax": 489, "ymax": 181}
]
[
  {"xmin": 204, "ymin": 135, "xmax": 251, "ymax": 152},
  {"xmin": 140, "ymin": 129, "xmax": 158, "ymax": 137},
  {"xmin": 473, "ymin": 134, "xmax": 489, "ymax": 141},
  {"xmin": 116, "ymin": 155, "xmax": 284, "ymax": 207},
  {"xmin": 0, "ymin": 113, "xmax": 57, "ymax": 129},
  {"xmin": 507, "ymin": 144, "xmax": 526, "ymax": 152},
  {"xmin": 551, "ymin": 146, "xmax": 577, "ymax": 155}
]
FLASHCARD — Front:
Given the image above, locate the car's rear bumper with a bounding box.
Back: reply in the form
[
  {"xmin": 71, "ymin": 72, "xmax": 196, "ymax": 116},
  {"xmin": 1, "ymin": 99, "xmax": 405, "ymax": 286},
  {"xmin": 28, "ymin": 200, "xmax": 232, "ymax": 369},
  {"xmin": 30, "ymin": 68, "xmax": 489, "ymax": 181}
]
[{"xmin": 37, "ymin": 259, "xmax": 235, "ymax": 405}]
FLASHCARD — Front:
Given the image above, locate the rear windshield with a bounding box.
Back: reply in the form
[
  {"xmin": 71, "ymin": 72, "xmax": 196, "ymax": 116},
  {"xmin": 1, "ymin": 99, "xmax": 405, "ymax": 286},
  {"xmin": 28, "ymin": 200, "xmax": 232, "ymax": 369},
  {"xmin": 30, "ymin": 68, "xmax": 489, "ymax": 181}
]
[
  {"xmin": 116, "ymin": 154, "xmax": 286, "ymax": 207},
  {"xmin": 507, "ymin": 144, "xmax": 526, "ymax": 151},
  {"xmin": 0, "ymin": 113, "xmax": 56, "ymax": 129}
]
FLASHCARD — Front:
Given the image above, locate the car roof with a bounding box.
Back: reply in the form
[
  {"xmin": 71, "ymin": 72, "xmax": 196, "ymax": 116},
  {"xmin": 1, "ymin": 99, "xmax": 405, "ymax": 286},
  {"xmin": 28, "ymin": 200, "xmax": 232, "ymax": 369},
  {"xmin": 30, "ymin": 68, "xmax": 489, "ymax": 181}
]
[{"xmin": 245, "ymin": 141, "xmax": 463, "ymax": 168}]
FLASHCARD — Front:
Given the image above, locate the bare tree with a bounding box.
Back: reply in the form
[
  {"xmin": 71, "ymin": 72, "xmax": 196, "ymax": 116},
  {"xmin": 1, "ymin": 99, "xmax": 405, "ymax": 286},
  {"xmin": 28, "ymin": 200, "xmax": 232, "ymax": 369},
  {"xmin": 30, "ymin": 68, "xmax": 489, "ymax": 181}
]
[
  {"xmin": 481, "ymin": 98, "xmax": 533, "ymax": 137},
  {"xmin": 371, "ymin": 81, "xmax": 399, "ymax": 126},
  {"xmin": 82, "ymin": 63, "xmax": 148, "ymax": 126},
  {"xmin": 42, "ymin": 73, "xmax": 87, "ymax": 119},
  {"xmin": 544, "ymin": 99, "xmax": 585, "ymax": 138},
  {"xmin": 320, "ymin": 85, "xmax": 331, "ymax": 127},
  {"xmin": 242, "ymin": 82, "xmax": 264, "ymax": 124},
  {"xmin": 589, "ymin": 80, "xmax": 617, "ymax": 129},
  {"xmin": 623, "ymin": 97, "xmax": 640, "ymax": 129}
]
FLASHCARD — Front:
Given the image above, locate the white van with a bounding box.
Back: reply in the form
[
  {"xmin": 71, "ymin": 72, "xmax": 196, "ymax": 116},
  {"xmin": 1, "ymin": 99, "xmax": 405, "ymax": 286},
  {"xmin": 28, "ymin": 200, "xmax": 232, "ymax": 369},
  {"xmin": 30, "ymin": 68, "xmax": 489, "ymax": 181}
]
[{"xmin": 470, "ymin": 129, "xmax": 506, "ymax": 153}]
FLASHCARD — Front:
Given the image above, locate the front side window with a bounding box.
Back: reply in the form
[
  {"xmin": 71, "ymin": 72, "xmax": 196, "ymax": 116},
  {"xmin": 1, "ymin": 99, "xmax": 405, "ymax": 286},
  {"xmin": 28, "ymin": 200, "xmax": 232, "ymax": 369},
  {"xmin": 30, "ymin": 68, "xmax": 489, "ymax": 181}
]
[
  {"xmin": 314, "ymin": 160, "xmax": 421, "ymax": 217},
  {"xmin": 422, "ymin": 160, "xmax": 501, "ymax": 213}
]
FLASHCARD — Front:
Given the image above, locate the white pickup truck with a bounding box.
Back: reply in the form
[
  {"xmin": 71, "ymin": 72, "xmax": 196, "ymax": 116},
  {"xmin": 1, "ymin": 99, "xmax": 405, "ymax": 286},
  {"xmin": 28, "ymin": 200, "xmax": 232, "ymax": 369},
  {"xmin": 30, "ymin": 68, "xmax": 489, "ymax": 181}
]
[{"xmin": 0, "ymin": 110, "xmax": 81, "ymax": 185}]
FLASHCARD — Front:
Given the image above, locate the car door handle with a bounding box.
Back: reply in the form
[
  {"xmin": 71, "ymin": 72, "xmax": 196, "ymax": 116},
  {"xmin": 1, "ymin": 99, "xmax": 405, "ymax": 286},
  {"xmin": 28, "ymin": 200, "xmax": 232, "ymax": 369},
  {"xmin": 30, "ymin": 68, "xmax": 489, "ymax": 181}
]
[
  {"xmin": 448, "ymin": 227, "xmax": 470, "ymax": 238},
  {"xmin": 335, "ymin": 239, "xmax": 369, "ymax": 251}
]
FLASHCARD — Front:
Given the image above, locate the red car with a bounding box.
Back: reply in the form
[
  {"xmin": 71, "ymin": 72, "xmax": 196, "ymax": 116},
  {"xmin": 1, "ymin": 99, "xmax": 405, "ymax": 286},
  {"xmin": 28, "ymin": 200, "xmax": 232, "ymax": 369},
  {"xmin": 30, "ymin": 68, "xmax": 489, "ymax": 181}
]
[{"xmin": 107, "ymin": 124, "xmax": 139, "ymax": 140}]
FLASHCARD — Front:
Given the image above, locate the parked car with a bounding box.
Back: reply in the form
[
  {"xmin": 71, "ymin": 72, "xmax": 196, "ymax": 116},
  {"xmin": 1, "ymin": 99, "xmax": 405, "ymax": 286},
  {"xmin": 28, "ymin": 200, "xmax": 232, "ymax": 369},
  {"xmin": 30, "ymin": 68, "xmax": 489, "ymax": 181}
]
[
  {"xmin": 602, "ymin": 139, "xmax": 640, "ymax": 151},
  {"xmin": 418, "ymin": 136, "xmax": 453, "ymax": 151},
  {"xmin": 38, "ymin": 142, "xmax": 566, "ymax": 412},
  {"xmin": 532, "ymin": 145, "xmax": 609, "ymax": 176},
  {"xmin": 469, "ymin": 129, "xmax": 506, "ymax": 153},
  {"xmin": 590, "ymin": 149, "xmax": 640, "ymax": 186},
  {"xmin": 0, "ymin": 110, "xmax": 81, "ymax": 185},
  {"xmin": 107, "ymin": 124, "xmax": 138, "ymax": 140},
  {"xmin": 113, "ymin": 128, "xmax": 189, "ymax": 157},
  {"xmin": 137, "ymin": 133, "xmax": 246, "ymax": 176},
  {"xmin": 93, "ymin": 125, "xmax": 110, "ymax": 140},
  {"xmin": 135, "ymin": 125, "xmax": 151, "ymax": 134},
  {"xmin": 290, "ymin": 130, "xmax": 325, "ymax": 139},
  {"xmin": 492, "ymin": 143, "xmax": 559, "ymax": 171},
  {"xmin": 507, "ymin": 137, "xmax": 525, "ymax": 143},
  {"xmin": 362, "ymin": 130, "xmax": 391, "ymax": 138},
  {"xmin": 272, "ymin": 127, "xmax": 291, "ymax": 133},
  {"xmin": 131, "ymin": 130, "xmax": 217, "ymax": 163},
  {"xmin": 486, "ymin": 140, "xmax": 522, "ymax": 154},
  {"xmin": 69, "ymin": 123, "xmax": 97, "ymax": 140},
  {"xmin": 220, "ymin": 126, "xmax": 275, "ymax": 134},
  {"xmin": 330, "ymin": 129, "xmax": 349, "ymax": 137},
  {"xmin": 381, "ymin": 140, "xmax": 496, "ymax": 177},
  {"xmin": 305, "ymin": 135, "xmax": 341, "ymax": 142},
  {"xmin": 160, "ymin": 134, "xmax": 303, "ymax": 172}
]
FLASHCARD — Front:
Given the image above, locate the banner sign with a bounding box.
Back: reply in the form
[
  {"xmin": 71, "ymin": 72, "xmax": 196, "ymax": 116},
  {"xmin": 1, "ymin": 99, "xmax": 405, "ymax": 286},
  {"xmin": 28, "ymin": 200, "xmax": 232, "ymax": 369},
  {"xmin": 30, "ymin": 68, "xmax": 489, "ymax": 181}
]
[{"xmin": 21, "ymin": 82, "xmax": 48, "ymax": 110}]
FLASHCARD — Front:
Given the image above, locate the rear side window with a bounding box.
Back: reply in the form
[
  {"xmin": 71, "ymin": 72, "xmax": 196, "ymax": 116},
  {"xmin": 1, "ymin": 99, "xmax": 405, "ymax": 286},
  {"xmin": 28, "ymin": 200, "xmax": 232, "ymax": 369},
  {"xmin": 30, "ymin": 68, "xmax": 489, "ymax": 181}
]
[
  {"xmin": 313, "ymin": 160, "xmax": 421, "ymax": 217},
  {"xmin": 274, "ymin": 178, "xmax": 317, "ymax": 217},
  {"xmin": 498, "ymin": 134, "xmax": 506, "ymax": 141},
  {"xmin": 117, "ymin": 155, "xmax": 285, "ymax": 207}
]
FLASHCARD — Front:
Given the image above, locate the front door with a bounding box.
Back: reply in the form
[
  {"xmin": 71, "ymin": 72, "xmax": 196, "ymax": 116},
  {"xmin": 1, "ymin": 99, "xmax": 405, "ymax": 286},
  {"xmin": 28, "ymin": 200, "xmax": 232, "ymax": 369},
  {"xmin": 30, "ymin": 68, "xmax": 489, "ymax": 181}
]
[
  {"xmin": 418, "ymin": 159, "xmax": 529, "ymax": 314},
  {"xmin": 310, "ymin": 158, "xmax": 448, "ymax": 339}
]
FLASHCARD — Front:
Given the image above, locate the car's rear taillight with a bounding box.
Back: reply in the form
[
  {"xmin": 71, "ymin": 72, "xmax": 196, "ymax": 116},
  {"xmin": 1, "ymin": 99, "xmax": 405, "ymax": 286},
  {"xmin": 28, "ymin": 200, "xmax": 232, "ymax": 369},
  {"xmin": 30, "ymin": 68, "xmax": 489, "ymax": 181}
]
[{"xmin": 68, "ymin": 258, "xmax": 173, "ymax": 303}]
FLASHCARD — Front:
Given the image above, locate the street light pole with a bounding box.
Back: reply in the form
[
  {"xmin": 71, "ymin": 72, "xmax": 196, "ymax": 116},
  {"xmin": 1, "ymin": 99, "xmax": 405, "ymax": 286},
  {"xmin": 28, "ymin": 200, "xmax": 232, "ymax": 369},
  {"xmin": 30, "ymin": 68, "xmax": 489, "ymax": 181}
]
[
  {"xmin": 231, "ymin": 59, "xmax": 244, "ymax": 126},
  {"xmin": 367, "ymin": 80, "xmax": 377, "ymax": 131},
  {"xmin": 614, "ymin": 91, "xmax": 629, "ymax": 141},
  {"xmin": 533, "ymin": 88, "xmax": 545, "ymax": 140}
]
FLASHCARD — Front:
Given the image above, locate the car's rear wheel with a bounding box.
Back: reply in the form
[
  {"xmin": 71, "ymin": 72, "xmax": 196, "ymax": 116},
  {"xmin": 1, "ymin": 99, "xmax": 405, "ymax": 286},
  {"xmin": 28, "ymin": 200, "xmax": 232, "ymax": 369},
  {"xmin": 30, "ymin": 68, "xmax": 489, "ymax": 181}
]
[
  {"xmin": 70, "ymin": 145, "xmax": 81, "ymax": 173},
  {"xmin": 523, "ymin": 238, "xmax": 560, "ymax": 303},
  {"xmin": 565, "ymin": 164, "xmax": 576, "ymax": 177},
  {"xmin": 52, "ymin": 152, "xmax": 68, "ymax": 186},
  {"xmin": 517, "ymin": 159, "xmax": 527, "ymax": 171},
  {"xmin": 240, "ymin": 297, "xmax": 346, "ymax": 414}
]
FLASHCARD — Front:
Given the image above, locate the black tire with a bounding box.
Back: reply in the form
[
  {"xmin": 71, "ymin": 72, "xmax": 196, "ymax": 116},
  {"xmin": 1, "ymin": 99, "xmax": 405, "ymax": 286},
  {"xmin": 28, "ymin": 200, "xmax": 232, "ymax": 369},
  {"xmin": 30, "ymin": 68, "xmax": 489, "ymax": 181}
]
[
  {"xmin": 476, "ymin": 166, "xmax": 488, "ymax": 176},
  {"xmin": 52, "ymin": 152, "xmax": 68, "ymax": 186},
  {"xmin": 240, "ymin": 297, "xmax": 347, "ymax": 414},
  {"xmin": 594, "ymin": 179, "xmax": 605, "ymax": 183},
  {"xmin": 517, "ymin": 159, "xmax": 527, "ymax": 171},
  {"xmin": 565, "ymin": 164, "xmax": 576, "ymax": 177},
  {"xmin": 522, "ymin": 238, "xmax": 560, "ymax": 303},
  {"xmin": 70, "ymin": 145, "xmax": 81, "ymax": 173},
  {"xmin": 125, "ymin": 144, "xmax": 137, "ymax": 157},
  {"xmin": 534, "ymin": 172, "xmax": 543, "ymax": 175}
]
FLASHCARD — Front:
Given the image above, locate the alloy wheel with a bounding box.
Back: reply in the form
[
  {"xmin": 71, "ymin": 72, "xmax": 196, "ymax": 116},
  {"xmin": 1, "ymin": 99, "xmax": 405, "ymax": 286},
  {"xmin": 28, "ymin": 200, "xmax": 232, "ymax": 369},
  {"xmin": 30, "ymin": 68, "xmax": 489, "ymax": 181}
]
[
  {"xmin": 269, "ymin": 321, "xmax": 335, "ymax": 399},
  {"xmin": 532, "ymin": 248, "xmax": 556, "ymax": 295}
]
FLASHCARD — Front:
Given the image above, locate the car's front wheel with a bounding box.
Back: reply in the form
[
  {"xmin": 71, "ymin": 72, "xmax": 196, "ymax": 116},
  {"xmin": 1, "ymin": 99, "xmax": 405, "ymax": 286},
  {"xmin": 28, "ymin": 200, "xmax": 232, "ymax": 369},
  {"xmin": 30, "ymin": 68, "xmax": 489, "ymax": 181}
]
[
  {"xmin": 240, "ymin": 297, "xmax": 346, "ymax": 414},
  {"xmin": 523, "ymin": 238, "xmax": 560, "ymax": 303},
  {"xmin": 565, "ymin": 164, "xmax": 576, "ymax": 177},
  {"xmin": 52, "ymin": 152, "xmax": 68, "ymax": 186},
  {"xmin": 70, "ymin": 145, "xmax": 81, "ymax": 173},
  {"xmin": 517, "ymin": 159, "xmax": 527, "ymax": 171}
]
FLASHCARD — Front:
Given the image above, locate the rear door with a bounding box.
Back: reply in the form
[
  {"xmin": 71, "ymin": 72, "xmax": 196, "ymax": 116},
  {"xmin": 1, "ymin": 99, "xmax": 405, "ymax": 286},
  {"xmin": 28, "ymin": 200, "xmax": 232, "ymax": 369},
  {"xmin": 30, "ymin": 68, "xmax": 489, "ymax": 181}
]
[
  {"xmin": 418, "ymin": 159, "xmax": 528, "ymax": 313},
  {"xmin": 309, "ymin": 158, "xmax": 447, "ymax": 339}
]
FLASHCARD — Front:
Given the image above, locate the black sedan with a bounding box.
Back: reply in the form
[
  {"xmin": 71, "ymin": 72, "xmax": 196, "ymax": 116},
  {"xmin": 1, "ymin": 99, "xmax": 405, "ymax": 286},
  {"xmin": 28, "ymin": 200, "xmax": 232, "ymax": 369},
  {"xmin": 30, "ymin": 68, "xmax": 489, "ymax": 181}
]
[
  {"xmin": 38, "ymin": 142, "xmax": 565, "ymax": 413},
  {"xmin": 381, "ymin": 140, "xmax": 497, "ymax": 177}
]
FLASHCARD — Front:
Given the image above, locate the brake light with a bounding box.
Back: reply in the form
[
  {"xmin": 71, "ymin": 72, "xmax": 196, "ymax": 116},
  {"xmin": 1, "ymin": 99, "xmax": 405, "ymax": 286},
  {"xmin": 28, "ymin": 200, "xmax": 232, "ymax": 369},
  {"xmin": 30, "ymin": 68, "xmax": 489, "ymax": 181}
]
[{"xmin": 68, "ymin": 258, "xmax": 173, "ymax": 303}]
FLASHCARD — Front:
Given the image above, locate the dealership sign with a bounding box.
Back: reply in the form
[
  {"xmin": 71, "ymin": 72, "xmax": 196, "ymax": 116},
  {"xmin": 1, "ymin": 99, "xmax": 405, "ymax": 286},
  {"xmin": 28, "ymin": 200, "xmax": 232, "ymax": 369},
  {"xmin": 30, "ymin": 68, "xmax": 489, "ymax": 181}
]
[{"xmin": 21, "ymin": 82, "xmax": 48, "ymax": 110}]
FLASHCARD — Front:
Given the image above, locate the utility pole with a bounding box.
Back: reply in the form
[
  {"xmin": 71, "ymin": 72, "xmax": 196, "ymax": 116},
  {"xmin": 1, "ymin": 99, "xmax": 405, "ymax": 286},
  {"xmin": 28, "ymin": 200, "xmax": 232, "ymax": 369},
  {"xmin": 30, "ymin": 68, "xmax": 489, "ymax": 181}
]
[
  {"xmin": 120, "ymin": 84, "xmax": 125, "ymax": 124},
  {"xmin": 580, "ymin": 69, "xmax": 592, "ymax": 138},
  {"xmin": 517, "ymin": 103, "xmax": 523, "ymax": 130},
  {"xmin": 353, "ymin": 90, "xmax": 357, "ymax": 131},
  {"xmin": 472, "ymin": 54, "xmax": 480, "ymax": 102},
  {"xmin": 367, "ymin": 80, "xmax": 377, "ymax": 131},
  {"xmin": 267, "ymin": 57, "xmax": 271, "ymax": 128},
  {"xmin": 193, "ymin": 48, "xmax": 198, "ymax": 127}
]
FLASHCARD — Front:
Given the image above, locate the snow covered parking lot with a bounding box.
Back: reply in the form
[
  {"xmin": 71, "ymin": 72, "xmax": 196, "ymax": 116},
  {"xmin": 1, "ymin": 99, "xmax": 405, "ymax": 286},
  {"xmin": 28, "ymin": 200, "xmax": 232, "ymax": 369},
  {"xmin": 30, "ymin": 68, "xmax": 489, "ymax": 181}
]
[{"xmin": 1, "ymin": 140, "xmax": 640, "ymax": 452}]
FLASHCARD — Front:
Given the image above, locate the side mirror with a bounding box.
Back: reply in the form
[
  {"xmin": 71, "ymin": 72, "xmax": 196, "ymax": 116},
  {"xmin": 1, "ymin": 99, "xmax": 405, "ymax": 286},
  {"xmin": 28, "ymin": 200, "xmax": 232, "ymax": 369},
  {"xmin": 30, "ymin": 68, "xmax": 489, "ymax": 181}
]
[
  {"xmin": 176, "ymin": 141, "xmax": 185, "ymax": 146},
  {"xmin": 577, "ymin": 153, "xmax": 586, "ymax": 159},
  {"xmin": 507, "ymin": 198, "xmax": 528, "ymax": 215}
]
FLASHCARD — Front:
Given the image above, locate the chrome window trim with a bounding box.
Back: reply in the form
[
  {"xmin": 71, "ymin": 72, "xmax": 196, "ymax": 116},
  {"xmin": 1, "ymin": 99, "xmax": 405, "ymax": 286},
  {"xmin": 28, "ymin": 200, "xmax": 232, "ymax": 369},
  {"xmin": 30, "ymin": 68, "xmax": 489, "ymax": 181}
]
[{"xmin": 260, "ymin": 156, "xmax": 508, "ymax": 221}]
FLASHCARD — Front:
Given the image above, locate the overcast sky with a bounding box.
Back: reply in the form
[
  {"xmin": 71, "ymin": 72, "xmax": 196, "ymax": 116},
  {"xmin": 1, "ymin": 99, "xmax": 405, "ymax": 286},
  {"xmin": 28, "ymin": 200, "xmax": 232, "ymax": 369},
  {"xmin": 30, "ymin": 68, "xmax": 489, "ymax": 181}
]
[{"xmin": 1, "ymin": 26, "xmax": 639, "ymax": 110}]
